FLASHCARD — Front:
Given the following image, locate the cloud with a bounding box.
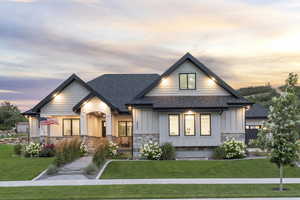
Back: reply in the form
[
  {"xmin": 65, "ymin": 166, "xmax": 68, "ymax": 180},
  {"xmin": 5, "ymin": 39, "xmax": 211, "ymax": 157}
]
[{"xmin": 0, "ymin": 89, "xmax": 22, "ymax": 94}]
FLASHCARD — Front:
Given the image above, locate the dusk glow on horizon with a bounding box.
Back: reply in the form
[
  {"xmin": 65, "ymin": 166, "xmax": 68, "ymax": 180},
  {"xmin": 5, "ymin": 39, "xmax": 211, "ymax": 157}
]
[{"xmin": 0, "ymin": 0, "xmax": 300, "ymax": 111}]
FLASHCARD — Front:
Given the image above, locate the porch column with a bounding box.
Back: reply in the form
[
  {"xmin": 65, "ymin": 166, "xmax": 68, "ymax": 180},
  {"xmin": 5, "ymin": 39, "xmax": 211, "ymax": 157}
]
[
  {"xmin": 80, "ymin": 112, "xmax": 88, "ymax": 136},
  {"xmin": 105, "ymin": 113, "xmax": 112, "ymax": 138}
]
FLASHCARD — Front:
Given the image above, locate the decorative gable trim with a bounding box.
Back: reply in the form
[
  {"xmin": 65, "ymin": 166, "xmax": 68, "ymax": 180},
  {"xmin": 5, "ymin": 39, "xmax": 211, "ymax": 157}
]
[{"xmin": 136, "ymin": 53, "xmax": 241, "ymax": 98}]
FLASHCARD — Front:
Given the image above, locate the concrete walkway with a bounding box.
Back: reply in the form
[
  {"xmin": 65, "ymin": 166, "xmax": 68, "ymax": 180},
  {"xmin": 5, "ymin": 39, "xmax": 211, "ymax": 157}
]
[
  {"xmin": 2, "ymin": 178, "xmax": 300, "ymax": 187},
  {"xmin": 37, "ymin": 156, "xmax": 93, "ymax": 180}
]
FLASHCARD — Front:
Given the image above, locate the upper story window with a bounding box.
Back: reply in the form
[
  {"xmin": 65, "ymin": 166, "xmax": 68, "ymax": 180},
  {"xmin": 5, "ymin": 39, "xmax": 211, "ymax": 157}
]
[
  {"xmin": 179, "ymin": 73, "xmax": 196, "ymax": 90},
  {"xmin": 63, "ymin": 118, "xmax": 80, "ymax": 136}
]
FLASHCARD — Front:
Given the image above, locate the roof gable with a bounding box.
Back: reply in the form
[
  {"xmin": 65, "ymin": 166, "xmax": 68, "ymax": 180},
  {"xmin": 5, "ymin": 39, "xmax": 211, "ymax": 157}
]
[
  {"xmin": 136, "ymin": 53, "xmax": 241, "ymax": 98},
  {"xmin": 31, "ymin": 74, "xmax": 116, "ymax": 112}
]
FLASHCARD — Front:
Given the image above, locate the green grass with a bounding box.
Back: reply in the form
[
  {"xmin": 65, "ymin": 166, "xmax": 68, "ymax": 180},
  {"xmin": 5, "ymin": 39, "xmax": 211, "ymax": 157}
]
[
  {"xmin": 0, "ymin": 144, "xmax": 54, "ymax": 181},
  {"xmin": 101, "ymin": 160, "xmax": 300, "ymax": 179},
  {"xmin": 1, "ymin": 184, "xmax": 300, "ymax": 199}
]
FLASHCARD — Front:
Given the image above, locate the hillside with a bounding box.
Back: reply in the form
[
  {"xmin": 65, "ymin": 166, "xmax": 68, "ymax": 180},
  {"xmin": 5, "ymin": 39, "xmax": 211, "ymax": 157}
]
[{"xmin": 237, "ymin": 85, "xmax": 300, "ymax": 108}]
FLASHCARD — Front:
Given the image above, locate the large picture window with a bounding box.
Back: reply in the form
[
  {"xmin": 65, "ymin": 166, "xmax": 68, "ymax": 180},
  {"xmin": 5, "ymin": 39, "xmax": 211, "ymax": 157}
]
[
  {"xmin": 63, "ymin": 119, "xmax": 80, "ymax": 136},
  {"xmin": 184, "ymin": 114, "xmax": 195, "ymax": 136},
  {"xmin": 179, "ymin": 73, "xmax": 196, "ymax": 90},
  {"xmin": 200, "ymin": 114, "xmax": 211, "ymax": 136},
  {"xmin": 118, "ymin": 121, "xmax": 132, "ymax": 137},
  {"xmin": 168, "ymin": 114, "xmax": 180, "ymax": 136}
]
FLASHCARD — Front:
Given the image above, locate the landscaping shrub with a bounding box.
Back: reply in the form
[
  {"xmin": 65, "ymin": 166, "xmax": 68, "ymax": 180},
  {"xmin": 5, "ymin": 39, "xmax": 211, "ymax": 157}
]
[
  {"xmin": 160, "ymin": 143, "xmax": 176, "ymax": 160},
  {"xmin": 54, "ymin": 137, "xmax": 82, "ymax": 166},
  {"xmin": 213, "ymin": 146, "xmax": 226, "ymax": 159},
  {"xmin": 84, "ymin": 163, "xmax": 98, "ymax": 175},
  {"xmin": 80, "ymin": 143, "xmax": 88, "ymax": 156},
  {"xmin": 46, "ymin": 164, "xmax": 58, "ymax": 175},
  {"xmin": 13, "ymin": 144, "xmax": 23, "ymax": 155},
  {"xmin": 39, "ymin": 144, "xmax": 55, "ymax": 157},
  {"xmin": 93, "ymin": 143, "xmax": 108, "ymax": 167},
  {"xmin": 247, "ymin": 139, "xmax": 259, "ymax": 148},
  {"xmin": 24, "ymin": 142, "xmax": 41, "ymax": 157},
  {"xmin": 107, "ymin": 141, "xmax": 119, "ymax": 158},
  {"xmin": 140, "ymin": 140, "xmax": 162, "ymax": 160},
  {"xmin": 221, "ymin": 139, "xmax": 246, "ymax": 159}
]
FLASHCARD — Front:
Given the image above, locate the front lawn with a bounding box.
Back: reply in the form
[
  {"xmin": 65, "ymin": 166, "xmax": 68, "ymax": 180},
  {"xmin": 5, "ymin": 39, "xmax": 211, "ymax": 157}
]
[
  {"xmin": 0, "ymin": 144, "xmax": 54, "ymax": 181},
  {"xmin": 1, "ymin": 184, "xmax": 300, "ymax": 199},
  {"xmin": 101, "ymin": 159, "xmax": 300, "ymax": 179}
]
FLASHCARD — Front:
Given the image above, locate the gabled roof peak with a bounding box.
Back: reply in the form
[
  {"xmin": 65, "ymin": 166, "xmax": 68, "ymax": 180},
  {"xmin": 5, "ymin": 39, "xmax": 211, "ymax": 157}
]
[{"xmin": 135, "ymin": 53, "xmax": 243, "ymax": 99}]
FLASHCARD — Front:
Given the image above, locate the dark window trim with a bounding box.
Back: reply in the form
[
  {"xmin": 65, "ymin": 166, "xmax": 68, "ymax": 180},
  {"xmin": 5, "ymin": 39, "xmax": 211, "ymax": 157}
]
[
  {"xmin": 168, "ymin": 114, "xmax": 180, "ymax": 136},
  {"xmin": 184, "ymin": 114, "xmax": 196, "ymax": 136},
  {"xmin": 200, "ymin": 114, "xmax": 211, "ymax": 136},
  {"xmin": 118, "ymin": 121, "xmax": 132, "ymax": 137},
  {"xmin": 179, "ymin": 73, "xmax": 196, "ymax": 90},
  {"xmin": 62, "ymin": 118, "xmax": 80, "ymax": 136}
]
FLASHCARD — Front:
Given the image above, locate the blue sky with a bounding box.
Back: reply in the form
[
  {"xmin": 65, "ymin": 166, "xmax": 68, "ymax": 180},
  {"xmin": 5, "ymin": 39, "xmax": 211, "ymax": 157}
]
[{"xmin": 0, "ymin": 0, "xmax": 300, "ymax": 111}]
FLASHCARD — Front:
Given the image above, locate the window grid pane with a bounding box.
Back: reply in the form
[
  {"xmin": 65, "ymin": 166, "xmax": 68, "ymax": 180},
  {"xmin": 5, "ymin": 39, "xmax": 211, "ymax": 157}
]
[
  {"xmin": 200, "ymin": 115, "xmax": 211, "ymax": 136},
  {"xmin": 118, "ymin": 122, "xmax": 127, "ymax": 136},
  {"xmin": 126, "ymin": 122, "xmax": 132, "ymax": 136},
  {"xmin": 72, "ymin": 119, "xmax": 80, "ymax": 136},
  {"xmin": 188, "ymin": 74, "xmax": 196, "ymax": 89},
  {"xmin": 63, "ymin": 119, "xmax": 72, "ymax": 136},
  {"xmin": 169, "ymin": 115, "xmax": 179, "ymax": 136},
  {"xmin": 179, "ymin": 74, "xmax": 188, "ymax": 89},
  {"xmin": 184, "ymin": 114, "xmax": 195, "ymax": 136}
]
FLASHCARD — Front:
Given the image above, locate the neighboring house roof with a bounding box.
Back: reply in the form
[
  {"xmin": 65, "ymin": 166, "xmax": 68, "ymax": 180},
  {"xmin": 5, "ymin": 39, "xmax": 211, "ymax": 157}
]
[
  {"xmin": 136, "ymin": 53, "xmax": 242, "ymax": 98},
  {"xmin": 245, "ymin": 103, "xmax": 268, "ymax": 119},
  {"xmin": 129, "ymin": 96, "xmax": 250, "ymax": 110},
  {"xmin": 86, "ymin": 74, "xmax": 160, "ymax": 112}
]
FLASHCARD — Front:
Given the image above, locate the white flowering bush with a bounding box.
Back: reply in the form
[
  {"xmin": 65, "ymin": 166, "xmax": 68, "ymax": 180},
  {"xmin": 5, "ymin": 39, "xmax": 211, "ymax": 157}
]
[
  {"xmin": 24, "ymin": 142, "xmax": 41, "ymax": 157},
  {"xmin": 221, "ymin": 138, "xmax": 246, "ymax": 159},
  {"xmin": 107, "ymin": 141, "xmax": 119, "ymax": 158},
  {"xmin": 140, "ymin": 140, "xmax": 162, "ymax": 160},
  {"xmin": 80, "ymin": 143, "xmax": 88, "ymax": 155}
]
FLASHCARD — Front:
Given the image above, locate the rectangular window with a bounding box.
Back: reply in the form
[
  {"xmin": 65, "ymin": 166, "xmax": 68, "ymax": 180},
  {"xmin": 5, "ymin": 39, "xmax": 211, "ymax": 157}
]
[
  {"xmin": 63, "ymin": 119, "xmax": 80, "ymax": 136},
  {"xmin": 169, "ymin": 114, "xmax": 180, "ymax": 136},
  {"xmin": 179, "ymin": 73, "xmax": 196, "ymax": 90},
  {"xmin": 184, "ymin": 114, "xmax": 195, "ymax": 136},
  {"xmin": 200, "ymin": 114, "xmax": 211, "ymax": 136},
  {"xmin": 118, "ymin": 121, "xmax": 132, "ymax": 137}
]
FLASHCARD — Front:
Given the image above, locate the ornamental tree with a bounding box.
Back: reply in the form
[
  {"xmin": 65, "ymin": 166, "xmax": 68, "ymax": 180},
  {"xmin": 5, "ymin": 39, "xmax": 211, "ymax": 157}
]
[{"xmin": 258, "ymin": 73, "xmax": 300, "ymax": 191}]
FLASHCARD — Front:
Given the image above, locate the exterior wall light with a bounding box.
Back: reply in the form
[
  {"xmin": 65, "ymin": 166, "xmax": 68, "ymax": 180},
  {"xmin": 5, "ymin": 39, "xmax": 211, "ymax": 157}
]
[
  {"xmin": 208, "ymin": 77, "xmax": 215, "ymax": 85},
  {"xmin": 161, "ymin": 78, "xmax": 168, "ymax": 86},
  {"xmin": 54, "ymin": 94, "xmax": 61, "ymax": 101}
]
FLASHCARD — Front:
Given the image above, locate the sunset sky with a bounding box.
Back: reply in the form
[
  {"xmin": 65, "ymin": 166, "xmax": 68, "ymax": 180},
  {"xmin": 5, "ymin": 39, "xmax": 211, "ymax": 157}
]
[{"xmin": 0, "ymin": 0, "xmax": 300, "ymax": 111}]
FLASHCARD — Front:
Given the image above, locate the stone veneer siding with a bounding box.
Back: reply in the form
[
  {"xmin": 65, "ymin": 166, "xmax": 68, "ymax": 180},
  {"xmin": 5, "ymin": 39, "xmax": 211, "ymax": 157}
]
[
  {"xmin": 133, "ymin": 133, "xmax": 159, "ymax": 159},
  {"xmin": 221, "ymin": 132, "xmax": 245, "ymax": 143}
]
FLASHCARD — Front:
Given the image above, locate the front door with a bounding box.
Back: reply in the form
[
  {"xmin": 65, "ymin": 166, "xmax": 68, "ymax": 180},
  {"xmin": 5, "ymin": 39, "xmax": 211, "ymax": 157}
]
[{"xmin": 102, "ymin": 120, "xmax": 106, "ymax": 137}]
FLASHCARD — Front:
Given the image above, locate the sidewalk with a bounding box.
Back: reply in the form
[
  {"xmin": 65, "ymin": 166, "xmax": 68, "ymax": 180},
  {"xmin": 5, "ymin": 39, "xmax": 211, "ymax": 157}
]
[
  {"xmin": 37, "ymin": 156, "xmax": 93, "ymax": 180},
  {"xmin": 1, "ymin": 178, "xmax": 300, "ymax": 187}
]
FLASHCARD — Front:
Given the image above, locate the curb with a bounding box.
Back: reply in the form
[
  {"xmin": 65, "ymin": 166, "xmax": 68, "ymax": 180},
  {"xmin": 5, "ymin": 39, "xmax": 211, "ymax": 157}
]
[
  {"xmin": 96, "ymin": 160, "xmax": 112, "ymax": 179},
  {"xmin": 32, "ymin": 169, "xmax": 48, "ymax": 181}
]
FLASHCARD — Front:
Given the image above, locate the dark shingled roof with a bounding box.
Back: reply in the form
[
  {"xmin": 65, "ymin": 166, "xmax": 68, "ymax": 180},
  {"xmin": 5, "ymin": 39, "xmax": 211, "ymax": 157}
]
[
  {"xmin": 129, "ymin": 96, "xmax": 250, "ymax": 109},
  {"xmin": 246, "ymin": 103, "xmax": 268, "ymax": 119},
  {"xmin": 87, "ymin": 74, "xmax": 160, "ymax": 112}
]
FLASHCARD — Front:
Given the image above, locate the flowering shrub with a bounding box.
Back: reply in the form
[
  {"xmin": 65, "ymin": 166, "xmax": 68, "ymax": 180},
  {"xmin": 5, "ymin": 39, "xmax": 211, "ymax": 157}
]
[
  {"xmin": 24, "ymin": 142, "xmax": 41, "ymax": 157},
  {"xmin": 221, "ymin": 138, "xmax": 246, "ymax": 159},
  {"xmin": 107, "ymin": 141, "xmax": 119, "ymax": 158},
  {"xmin": 39, "ymin": 144, "xmax": 55, "ymax": 157},
  {"xmin": 140, "ymin": 141, "xmax": 162, "ymax": 160},
  {"xmin": 80, "ymin": 143, "xmax": 88, "ymax": 156}
]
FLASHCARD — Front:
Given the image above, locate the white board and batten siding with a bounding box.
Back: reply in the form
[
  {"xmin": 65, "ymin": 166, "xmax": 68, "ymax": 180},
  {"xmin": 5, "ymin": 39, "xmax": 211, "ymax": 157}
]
[
  {"xmin": 146, "ymin": 60, "xmax": 230, "ymax": 96},
  {"xmin": 132, "ymin": 108, "xmax": 158, "ymax": 134},
  {"xmin": 221, "ymin": 108, "xmax": 245, "ymax": 133},
  {"xmin": 40, "ymin": 81, "xmax": 90, "ymax": 116}
]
